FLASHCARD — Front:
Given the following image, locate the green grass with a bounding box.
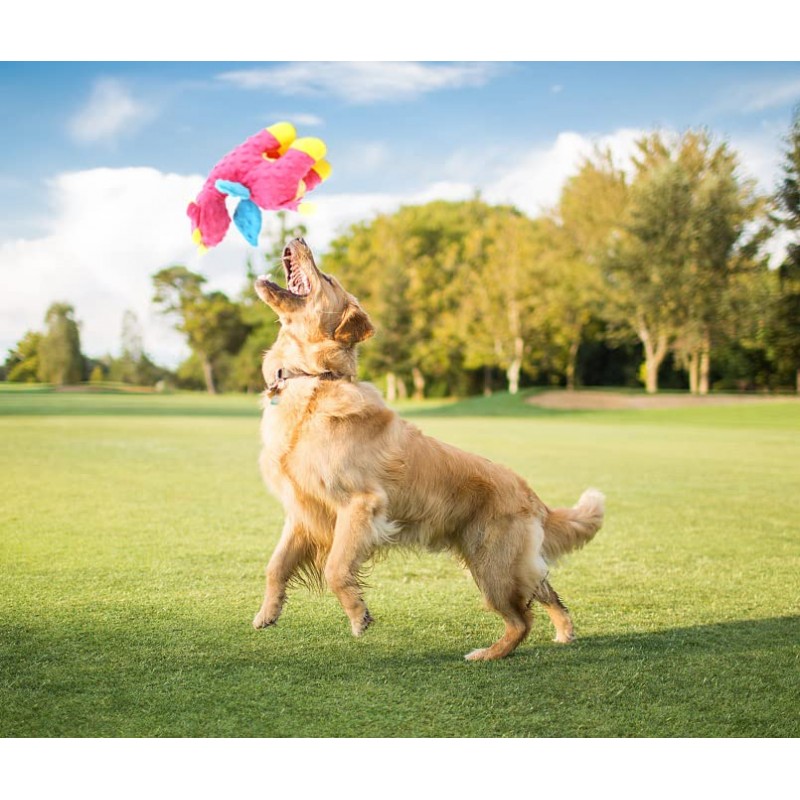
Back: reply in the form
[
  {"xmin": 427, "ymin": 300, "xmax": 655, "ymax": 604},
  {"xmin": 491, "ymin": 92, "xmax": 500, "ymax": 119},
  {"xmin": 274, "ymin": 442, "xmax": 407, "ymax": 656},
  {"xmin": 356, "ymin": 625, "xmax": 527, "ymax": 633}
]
[{"xmin": 1, "ymin": 387, "xmax": 798, "ymax": 737}]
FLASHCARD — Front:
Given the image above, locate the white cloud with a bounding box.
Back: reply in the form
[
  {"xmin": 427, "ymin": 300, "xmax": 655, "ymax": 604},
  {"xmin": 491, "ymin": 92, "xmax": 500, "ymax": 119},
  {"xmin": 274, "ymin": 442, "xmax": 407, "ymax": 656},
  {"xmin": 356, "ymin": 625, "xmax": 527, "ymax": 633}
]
[
  {"xmin": 717, "ymin": 77, "xmax": 800, "ymax": 114},
  {"xmin": 68, "ymin": 79, "xmax": 153, "ymax": 145},
  {"xmin": 484, "ymin": 128, "xmax": 644, "ymax": 216},
  {"xmin": 764, "ymin": 228, "xmax": 794, "ymax": 270},
  {"xmin": 218, "ymin": 62, "xmax": 499, "ymax": 104},
  {"xmin": 730, "ymin": 132, "xmax": 784, "ymax": 193}
]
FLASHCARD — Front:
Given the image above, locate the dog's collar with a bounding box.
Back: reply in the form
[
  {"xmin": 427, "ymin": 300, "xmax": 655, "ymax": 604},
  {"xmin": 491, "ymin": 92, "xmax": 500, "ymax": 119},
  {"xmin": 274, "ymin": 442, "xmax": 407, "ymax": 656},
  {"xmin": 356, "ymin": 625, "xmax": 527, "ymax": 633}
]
[{"xmin": 266, "ymin": 367, "xmax": 348, "ymax": 397}]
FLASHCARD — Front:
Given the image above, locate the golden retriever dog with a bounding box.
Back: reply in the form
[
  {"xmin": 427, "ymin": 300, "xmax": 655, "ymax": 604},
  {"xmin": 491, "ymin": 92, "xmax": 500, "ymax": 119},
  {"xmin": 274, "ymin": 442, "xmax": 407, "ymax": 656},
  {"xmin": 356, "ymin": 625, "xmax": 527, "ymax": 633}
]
[{"xmin": 252, "ymin": 238, "xmax": 604, "ymax": 660}]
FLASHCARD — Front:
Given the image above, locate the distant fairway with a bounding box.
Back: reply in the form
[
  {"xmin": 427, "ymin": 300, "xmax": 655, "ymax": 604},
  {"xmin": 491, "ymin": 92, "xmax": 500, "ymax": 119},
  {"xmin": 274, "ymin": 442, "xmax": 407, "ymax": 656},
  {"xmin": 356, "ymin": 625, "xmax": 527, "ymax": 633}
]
[{"xmin": 1, "ymin": 386, "xmax": 798, "ymax": 737}]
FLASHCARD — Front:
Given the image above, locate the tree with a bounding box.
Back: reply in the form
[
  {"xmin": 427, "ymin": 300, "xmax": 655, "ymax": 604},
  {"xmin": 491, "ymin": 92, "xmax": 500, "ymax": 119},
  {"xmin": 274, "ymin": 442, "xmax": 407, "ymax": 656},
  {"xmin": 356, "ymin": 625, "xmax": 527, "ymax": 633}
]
[
  {"xmin": 771, "ymin": 108, "xmax": 800, "ymax": 392},
  {"xmin": 325, "ymin": 202, "xmax": 479, "ymax": 398},
  {"xmin": 326, "ymin": 198, "xmax": 609, "ymax": 397},
  {"xmin": 121, "ymin": 309, "xmax": 144, "ymax": 363},
  {"xmin": 103, "ymin": 310, "xmax": 172, "ymax": 387},
  {"xmin": 326, "ymin": 215, "xmax": 416, "ymax": 398},
  {"xmin": 606, "ymin": 131, "xmax": 768, "ymax": 393},
  {"xmin": 152, "ymin": 267, "xmax": 249, "ymax": 394},
  {"xmin": 539, "ymin": 226, "xmax": 603, "ymax": 391},
  {"xmin": 458, "ymin": 206, "xmax": 555, "ymax": 395},
  {"xmin": 108, "ymin": 310, "xmax": 145, "ymax": 384},
  {"xmin": 671, "ymin": 132, "xmax": 768, "ymax": 394},
  {"xmin": 710, "ymin": 265, "xmax": 776, "ymax": 390},
  {"xmin": 228, "ymin": 296, "xmax": 279, "ymax": 393},
  {"xmin": 552, "ymin": 150, "xmax": 629, "ymax": 388},
  {"xmin": 37, "ymin": 303, "xmax": 84, "ymax": 385},
  {"xmin": 5, "ymin": 331, "xmax": 42, "ymax": 383}
]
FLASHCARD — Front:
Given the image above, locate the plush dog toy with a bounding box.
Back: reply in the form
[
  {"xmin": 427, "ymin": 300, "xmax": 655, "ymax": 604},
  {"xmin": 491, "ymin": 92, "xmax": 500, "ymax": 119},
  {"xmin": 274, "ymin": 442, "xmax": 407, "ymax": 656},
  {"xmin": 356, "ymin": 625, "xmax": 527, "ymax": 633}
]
[{"xmin": 187, "ymin": 121, "xmax": 331, "ymax": 252}]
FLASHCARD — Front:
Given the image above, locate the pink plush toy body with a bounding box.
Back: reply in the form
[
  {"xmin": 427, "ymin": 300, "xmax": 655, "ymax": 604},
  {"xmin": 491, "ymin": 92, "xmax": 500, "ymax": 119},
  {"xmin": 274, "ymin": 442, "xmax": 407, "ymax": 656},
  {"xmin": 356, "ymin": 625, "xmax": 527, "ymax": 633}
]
[{"xmin": 187, "ymin": 121, "xmax": 330, "ymax": 251}]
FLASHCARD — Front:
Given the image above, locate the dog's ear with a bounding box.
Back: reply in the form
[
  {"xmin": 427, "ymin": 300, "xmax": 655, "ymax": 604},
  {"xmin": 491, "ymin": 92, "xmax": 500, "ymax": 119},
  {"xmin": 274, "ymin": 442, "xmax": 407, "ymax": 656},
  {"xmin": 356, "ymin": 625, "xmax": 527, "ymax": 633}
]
[{"xmin": 333, "ymin": 303, "xmax": 375, "ymax": 344}]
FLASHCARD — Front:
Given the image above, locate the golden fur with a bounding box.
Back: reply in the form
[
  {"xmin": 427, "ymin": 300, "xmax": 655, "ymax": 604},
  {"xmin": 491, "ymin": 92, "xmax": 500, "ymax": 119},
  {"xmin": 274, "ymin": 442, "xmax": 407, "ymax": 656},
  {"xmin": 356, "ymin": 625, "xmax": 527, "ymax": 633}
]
[{"xmin": 252, "ymin": 238, "xmax": 604, "ymax": 660}]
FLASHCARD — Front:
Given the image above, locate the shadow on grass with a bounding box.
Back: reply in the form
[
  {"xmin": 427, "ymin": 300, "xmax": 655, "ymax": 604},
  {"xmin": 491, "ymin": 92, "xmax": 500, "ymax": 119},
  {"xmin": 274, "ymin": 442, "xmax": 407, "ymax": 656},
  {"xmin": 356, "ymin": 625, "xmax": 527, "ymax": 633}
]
[
  {"xmin": 584, "ymin": 614, "xmax": 800, "ymax": 649},
  {"xmin": 2, "ymin": 613, "xmax": 797, "ymax": 737}
]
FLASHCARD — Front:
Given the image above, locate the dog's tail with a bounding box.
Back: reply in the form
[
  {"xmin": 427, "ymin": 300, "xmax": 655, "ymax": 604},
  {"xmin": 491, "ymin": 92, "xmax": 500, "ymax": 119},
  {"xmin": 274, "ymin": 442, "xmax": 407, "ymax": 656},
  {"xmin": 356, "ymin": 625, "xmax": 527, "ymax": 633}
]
[{"xmin": 541, "ymin": 488, "xmax": 605, "ymax": 562}]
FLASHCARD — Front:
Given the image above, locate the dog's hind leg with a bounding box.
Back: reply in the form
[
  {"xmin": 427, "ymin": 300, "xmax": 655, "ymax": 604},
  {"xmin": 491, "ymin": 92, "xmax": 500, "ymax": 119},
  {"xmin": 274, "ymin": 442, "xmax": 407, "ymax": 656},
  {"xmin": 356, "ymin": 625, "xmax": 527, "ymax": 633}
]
[
  {"xmin": 464, "ymin": 518, "xmax": 538, "ymax": 661},
  {"xmin": 253, "ymin": 520, "xmax": 311, "ymax": 629},
  {"xmin": 464, "ymin": 589, "xmax": 532, "ymax": 662},
  {"xmin": 325, "ymin": 492, "xmax": 387, "ymax": 637},
  {"xmin": 531, "ymin": 579, "xmax": 575, "ymax": 643}
]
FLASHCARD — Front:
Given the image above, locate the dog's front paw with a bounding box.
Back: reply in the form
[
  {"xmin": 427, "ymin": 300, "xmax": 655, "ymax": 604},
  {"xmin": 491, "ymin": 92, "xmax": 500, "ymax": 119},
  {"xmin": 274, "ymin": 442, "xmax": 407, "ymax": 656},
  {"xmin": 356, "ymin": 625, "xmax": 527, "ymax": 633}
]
[
  {"xmin": 351, "ymin": 609, "xmax": 374, "ymax": 637},
  {"xmin": 252, "ymin": 609, "xmax": 278, "ymax": 629}
]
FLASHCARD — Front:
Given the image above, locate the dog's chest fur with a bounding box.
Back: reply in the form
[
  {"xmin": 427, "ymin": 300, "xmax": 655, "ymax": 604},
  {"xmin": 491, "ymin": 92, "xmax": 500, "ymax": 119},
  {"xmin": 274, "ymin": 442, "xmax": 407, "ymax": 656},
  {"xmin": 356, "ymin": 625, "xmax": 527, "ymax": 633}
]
[
  {"xmin": 259, "ymin": 387, "xmax": 313, "ymax": 502},
  {"xmin": 258, "ymin": 382, "xmax": 352, "ymax": 519}
]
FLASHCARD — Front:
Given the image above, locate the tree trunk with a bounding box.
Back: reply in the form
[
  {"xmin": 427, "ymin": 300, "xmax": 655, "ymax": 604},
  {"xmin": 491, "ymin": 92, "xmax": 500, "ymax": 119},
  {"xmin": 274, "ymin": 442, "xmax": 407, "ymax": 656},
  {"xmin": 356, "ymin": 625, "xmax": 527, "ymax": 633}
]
[
  {"xmin": 411, "ymin": 367, "xmax": 425, "ymax": 401},
  {"xmin": 506, "ymin": 361, "xmax": 521, "ymax": 395},
  {"xmin": 386, "ymin": 371, "xmax": 397, "ymax": 403},
  {"xmin": 638, "ymin": 323, "xmax": 668, "ymax": 394},
  {"xmin": 796, "ymin": 366, "xmax": 800, "ymax": 395},
  {"xmin": 688, "ymin": 350, "xmax": 699, "ymax": 395},
  {"xmin": 698, "ymin": 330, "xmax": 711, "ymax": 396},
  {"xmin": 566, "ymin": 336, "xmax": 580, "ymax": 391},
  {"xmin": 483, "ymin": 365, "xmax": 493, "ymax": 397},
  {"xmin": 506, "ymin": 336, "xmax": 524, "ymax": 395},
  {"xmin": 397, "ymin": 377, "xmax": 408, "ymax": 400},
  {"xmin": 201, "ymin": 355, "xmax": 217, "ymax": 395}
]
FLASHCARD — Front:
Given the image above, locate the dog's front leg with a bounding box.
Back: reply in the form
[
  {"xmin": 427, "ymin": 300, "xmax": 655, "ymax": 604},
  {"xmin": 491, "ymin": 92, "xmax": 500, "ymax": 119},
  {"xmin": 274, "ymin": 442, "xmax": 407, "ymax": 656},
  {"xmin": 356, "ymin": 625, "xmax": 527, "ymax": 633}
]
[
  {"xmin": 325, "ymin": 493, "xmax": 384, "ymax": 637},
  {"xmin": 253, "ymin": 519, "xmax": 309, "ymax": 629}
]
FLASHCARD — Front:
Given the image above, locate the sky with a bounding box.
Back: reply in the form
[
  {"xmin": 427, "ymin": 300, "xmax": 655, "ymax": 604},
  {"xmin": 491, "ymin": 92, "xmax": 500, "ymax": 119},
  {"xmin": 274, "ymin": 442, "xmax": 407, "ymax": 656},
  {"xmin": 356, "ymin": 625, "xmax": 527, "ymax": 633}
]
[{"xmin": 1, "ymin": 60, "xmax": 799, "ymax": 368}]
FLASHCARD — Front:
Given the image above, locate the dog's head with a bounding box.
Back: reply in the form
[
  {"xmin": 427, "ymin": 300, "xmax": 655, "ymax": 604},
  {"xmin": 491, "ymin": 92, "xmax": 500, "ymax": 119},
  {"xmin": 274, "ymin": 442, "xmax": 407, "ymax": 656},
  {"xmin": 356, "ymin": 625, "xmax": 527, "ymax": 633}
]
[{"xmin": 255, "ymin": 238, "xmax": 374, "ymax": 381}]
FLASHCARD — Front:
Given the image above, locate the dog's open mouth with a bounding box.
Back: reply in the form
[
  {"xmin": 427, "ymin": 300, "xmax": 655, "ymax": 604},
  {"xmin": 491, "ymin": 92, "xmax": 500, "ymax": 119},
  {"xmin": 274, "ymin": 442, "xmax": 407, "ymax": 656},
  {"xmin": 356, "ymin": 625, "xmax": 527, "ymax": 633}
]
[{"xmin": 283, "ymin": 246, "xmax": 312, "ymax": 297}]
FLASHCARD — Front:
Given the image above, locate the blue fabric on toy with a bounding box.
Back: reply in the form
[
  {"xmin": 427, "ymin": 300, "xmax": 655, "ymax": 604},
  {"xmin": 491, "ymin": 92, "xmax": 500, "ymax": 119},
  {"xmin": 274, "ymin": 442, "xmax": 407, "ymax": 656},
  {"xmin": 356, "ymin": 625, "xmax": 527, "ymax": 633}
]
[
  {"xmin": 215, "ymin": 179, "xmax": 251, "ymax": 199},
  {"xmin": 215, "ymin": 180, "xmax": 261, "ymax": 245},
  {"xmin": 233, "ymin": 199, "xmax": 262, "ymax": 246}
]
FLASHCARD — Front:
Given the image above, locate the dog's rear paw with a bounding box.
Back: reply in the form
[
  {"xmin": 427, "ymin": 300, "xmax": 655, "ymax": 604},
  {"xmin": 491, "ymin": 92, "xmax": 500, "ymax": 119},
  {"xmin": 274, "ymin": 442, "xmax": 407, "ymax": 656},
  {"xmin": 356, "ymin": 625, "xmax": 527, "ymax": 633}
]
[
  {"xmin": 464, "ymin": 647, "xmax": 490, "ymax": 661},
  {"xmin": 252, "ymin": 610, "xmax": 278, "ymax": 629},
  {"xmin": 351, "ymin": 610, "xmax": 374, "ymax": 637},
  {"xmin": 554, "ymin": 631, "xmax": 575, "ymax": 644}
]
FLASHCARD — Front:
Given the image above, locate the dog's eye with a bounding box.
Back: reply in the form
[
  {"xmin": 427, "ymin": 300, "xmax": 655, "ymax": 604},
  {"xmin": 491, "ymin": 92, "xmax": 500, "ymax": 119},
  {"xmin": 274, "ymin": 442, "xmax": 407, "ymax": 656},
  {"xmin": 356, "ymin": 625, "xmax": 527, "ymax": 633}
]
[{"xmin": 323, "ymin": 274, "xmax": 333, "ymax": 285}]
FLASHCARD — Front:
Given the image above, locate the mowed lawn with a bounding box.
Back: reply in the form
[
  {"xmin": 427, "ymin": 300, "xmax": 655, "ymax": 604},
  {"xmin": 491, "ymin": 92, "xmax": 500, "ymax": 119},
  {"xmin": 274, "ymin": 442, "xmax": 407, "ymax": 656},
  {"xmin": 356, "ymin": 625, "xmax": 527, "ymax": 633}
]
[{"xmin": 1, "ymin": 386, "xmax": 798, "ymax": 737}]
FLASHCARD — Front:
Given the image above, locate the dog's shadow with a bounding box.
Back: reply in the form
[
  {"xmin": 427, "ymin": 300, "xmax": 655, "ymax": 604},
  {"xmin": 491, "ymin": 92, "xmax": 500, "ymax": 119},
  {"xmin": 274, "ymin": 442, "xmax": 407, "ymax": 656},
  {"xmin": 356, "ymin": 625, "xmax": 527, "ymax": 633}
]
[{"xmin": 366, "ymin": 613, "xmax": 800, "ymax": 666}]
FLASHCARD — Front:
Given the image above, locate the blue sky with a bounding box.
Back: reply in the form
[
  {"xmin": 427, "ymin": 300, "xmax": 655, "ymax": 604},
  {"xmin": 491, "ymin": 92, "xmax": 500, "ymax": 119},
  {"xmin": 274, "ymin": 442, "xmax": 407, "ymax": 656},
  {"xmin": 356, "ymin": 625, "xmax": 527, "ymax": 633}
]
[{"xmin": 1, "ymin": 61, "xmax": 799, "ymax": 366}]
